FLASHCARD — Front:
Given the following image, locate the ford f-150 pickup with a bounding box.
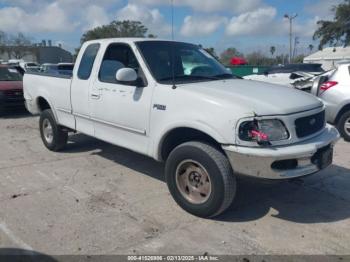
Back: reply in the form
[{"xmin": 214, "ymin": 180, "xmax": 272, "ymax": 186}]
[{"xmin": 24, "ymin": 38, "xmax": 340, "ymax": 217}]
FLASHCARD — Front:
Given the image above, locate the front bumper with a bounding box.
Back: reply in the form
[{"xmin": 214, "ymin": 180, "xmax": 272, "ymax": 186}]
[{"xmin": 223, "ymin": 125, "xmax": 340, "ymax": 179}]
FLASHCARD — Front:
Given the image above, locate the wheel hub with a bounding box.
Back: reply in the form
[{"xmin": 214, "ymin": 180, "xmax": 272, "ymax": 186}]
[
  {"xmin": 345, "ymin": 117, "xmax": 350, "ymax": 136},
  {"xmin": 175, "ymin": 160, "xmax": 212, "ymax": 204},
  {"xmin": 42, "ymin": 119, "xmax": 53, "ymax": 144}
]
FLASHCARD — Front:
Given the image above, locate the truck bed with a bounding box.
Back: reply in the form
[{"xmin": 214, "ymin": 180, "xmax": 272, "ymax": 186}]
[{"xmin": 23, "ymin": 72, "xmax": 75, "ymax": 129}]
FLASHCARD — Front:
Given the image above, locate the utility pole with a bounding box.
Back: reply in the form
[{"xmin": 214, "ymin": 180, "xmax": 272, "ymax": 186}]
[
  {"xmin": 293, "ymin": 36, "xmax": 299, "ymax": 60},
  {"xmin": 284, "ymin": 13, "xmax": 298, "ymax": 64}
]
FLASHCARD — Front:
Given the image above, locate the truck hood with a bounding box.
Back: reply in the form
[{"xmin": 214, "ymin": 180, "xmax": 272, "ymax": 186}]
[
  {"xmin": 180, "ymin": 79, "xmax": 323, "ymax": 116},
  {"xmin": 0, "ymin": 81, "xmax": 23, "ymax": 91}
]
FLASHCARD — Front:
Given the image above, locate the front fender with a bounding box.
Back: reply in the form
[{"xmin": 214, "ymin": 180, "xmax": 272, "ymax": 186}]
[{"xmin": 152, "ymin": 120, "xmax": 229, "ymax": 160}]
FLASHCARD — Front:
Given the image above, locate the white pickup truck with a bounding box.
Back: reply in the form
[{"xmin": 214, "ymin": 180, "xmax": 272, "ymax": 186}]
[{"xmin": 24, "ymin": 38, "xmax": 339, "ymax": 217}]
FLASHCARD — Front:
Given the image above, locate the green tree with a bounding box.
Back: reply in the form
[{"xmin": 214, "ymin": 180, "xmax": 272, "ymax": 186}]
[
  {"xmin": 8, "ymin": 33, "xmax": 32, "ymax": 59},
  {"xmin": 313, "ymin": 0, "xmax": 350, "ymax": 48},
  {"xmin": 80, "ymin": 20, "xmax": 148, "ymax": 44},
  {"xmin": 270, "ymin": 46, "xmax": 276, "ymax": 57},
  {"xmin": 246, "ymin": 51, "xmax": 274, "ymax": 66},
  {"xmin": 0, "ymin": 32, "xmax": 33, "ymax": 59},
  {"xmin": 275, "ymin": 54, "xmax": 289, "ymax": 65},
  {"xmin": 293, "ymin": 54, "xmax": 306, "ymax": 63},
  {"xmin": 219, "ymin": 47, "xmax": 244, "ymax": 65},
  {"xmin": 308, "ymin": 44, "xmax": 314, "ymax": 53},
  {"xmin": 0, "ymin": 31, "xmax": 6, "ymax": 55},
  {"xmin": 204, "ymin": 47, "xmax": 218, "ymax": 59}
]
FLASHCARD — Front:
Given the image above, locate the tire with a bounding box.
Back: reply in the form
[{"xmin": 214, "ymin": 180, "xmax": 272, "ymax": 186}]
[
  {"xmin": 165, "ymin": 141, "xmax": 236, "ymax": 218},
  {"xmin": 337, "ymin": 110, "xmax": 350, "ymax": 142},
  {"xmin": 39, "ymin": 109, "xmax": 68, "ymax": 151}
]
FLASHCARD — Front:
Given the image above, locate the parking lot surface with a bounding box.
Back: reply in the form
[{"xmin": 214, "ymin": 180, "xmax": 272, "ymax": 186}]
[{"xmin": 0, "ymin": 112, "xmax": 350, "ymax": 255}]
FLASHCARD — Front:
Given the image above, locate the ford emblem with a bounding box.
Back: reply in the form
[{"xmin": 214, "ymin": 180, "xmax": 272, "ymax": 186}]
[{"xmin": 309, "ymin": 118, "xmax": 316, "ymax": 125}]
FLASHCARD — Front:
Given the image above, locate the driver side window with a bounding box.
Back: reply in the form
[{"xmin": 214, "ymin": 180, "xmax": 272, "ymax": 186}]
[{"xmin": 99, "ymin": 43, "xmax": 140, "ymax": 84}]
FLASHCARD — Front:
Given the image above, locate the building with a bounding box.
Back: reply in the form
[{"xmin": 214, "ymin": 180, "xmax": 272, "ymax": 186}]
[
  {"xmin": 0, "ymin": 45, "xmax": 73, "ymax": 64},
  {"xmin": 35, "ymin": 46, "xmax": 73, "ymax": 64},
  {"xmin": 304, "ymin": 46, "xmax": 350, "ymax": 70}
]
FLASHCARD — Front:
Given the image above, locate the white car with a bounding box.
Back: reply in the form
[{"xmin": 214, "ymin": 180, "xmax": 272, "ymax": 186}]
[
  {"xmin": 19, "ymin": 62, "xmax": 40, "ymax": 72},
  {"xmin": 244, "ymin": 64, "xmax": 324, "ymax": 89},
  {"xmin": 311, "ymin": 63, "xmax": 350, "ymax": 141},
  {"xmin": 23, "ymin": 38, "xmax": 339, "ymax": 217},
  {"xmin": 40, "ymin": 63, "xmax": 74, "ymax": 76}
]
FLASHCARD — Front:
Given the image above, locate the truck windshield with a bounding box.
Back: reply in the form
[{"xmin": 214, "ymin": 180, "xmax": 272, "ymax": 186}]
[
  {"xmin": 136, "ymin": 41, "xmax": 235, "ymax": 84},
  {"xmin": 0, "ymin": 67, "xmax": 22, "ymax": 81}
]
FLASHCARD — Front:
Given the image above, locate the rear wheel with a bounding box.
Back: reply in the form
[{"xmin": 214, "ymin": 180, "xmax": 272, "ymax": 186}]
[
  {"xmin": 165, "ymin": 141, "xmax": 236, "ymax": 218},
  {"xmin": 39, "ymin": 109, "xmax": 68, "ymax": 151},
  {"xmin": 337, "ymin": 110, "xmax": 350, "ymax": 142}
]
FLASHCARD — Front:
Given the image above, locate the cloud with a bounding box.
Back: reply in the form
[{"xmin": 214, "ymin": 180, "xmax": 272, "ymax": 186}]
[
  {"xmin": 116, "ymin": 4, "xmax": 171, "ymax": 36},
  {"xmin": 304, "ymin": 0, "xmax": 342, "ymax": 19},
  {"xmin": 225, "ymin": 7, "xmax": 277, "ymax": 36},
  {"xmin": 0, "ymin": 2, "xmax": 76, "ymax": 33},
  {"xmin": 0, "ymin": 0, "xmax": 121, "ymax": 33},
  {"xmin": 293, "ymin": 16, "xmax": 320, "ymax": 38},
  {"xmin": 82, "ymin": 5, "xmax": 110, "ymax": 31},
  {"xmin": 130, "ymin": 0, "xmax": 263, "ymax": 14},
  {"xmin": 180, "ymin": 16, "xmax": 227, "ymax": 37}
]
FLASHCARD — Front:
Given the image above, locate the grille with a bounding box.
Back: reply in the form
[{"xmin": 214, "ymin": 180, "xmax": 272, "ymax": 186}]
[{"xmin": 295, "ymin": 110, "xmax": 325, "ymax": 138}]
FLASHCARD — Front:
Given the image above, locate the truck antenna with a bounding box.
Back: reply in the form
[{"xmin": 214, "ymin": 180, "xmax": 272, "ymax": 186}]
[
  {"xmin": 171, "ymin": 0, "xmax": 174, "ymax": 41},
  {"xmin": 171, "ymin": 0, "xmax": 177, "ymax": 89}
]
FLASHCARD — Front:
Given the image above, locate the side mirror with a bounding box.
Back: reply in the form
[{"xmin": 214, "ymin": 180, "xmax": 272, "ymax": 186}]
[{"xmin": 116, "ymin": 68, "xmax": 138, "ymax": 82}]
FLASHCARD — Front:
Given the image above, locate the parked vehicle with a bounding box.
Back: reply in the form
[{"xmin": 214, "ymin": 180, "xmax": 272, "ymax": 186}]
[
  {"xmin": 244, "ymin": 64, "xmax": 324, "ymax": 88},
  {"xmin": 24, "ymin": 39, "xmax": 339, "ymax": 217},
  {"xmin": 40, "ymin": 63, "xmax": 74, "ymax": 76},
  {"xmin": 311, "ymin": 63, "xmax": 350, "ymax": 141},
  {"xmin": 19, "ymin": 62, "xmax": 40, "ymax": 72},
  {"xmin": 0, "ymin": 65, "xmax": 24, "ymax": 114}
]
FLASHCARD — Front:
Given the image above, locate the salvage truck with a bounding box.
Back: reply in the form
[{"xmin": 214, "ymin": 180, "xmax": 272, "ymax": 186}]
[{"xmin": 24, "ymin": 39, "xmax": 339, "ymax": 217}]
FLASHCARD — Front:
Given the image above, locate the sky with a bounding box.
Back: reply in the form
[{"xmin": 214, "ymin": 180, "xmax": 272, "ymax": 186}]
[{"xmin": 0, "ymin": 0, "xmax": 342, "ymax": 55}]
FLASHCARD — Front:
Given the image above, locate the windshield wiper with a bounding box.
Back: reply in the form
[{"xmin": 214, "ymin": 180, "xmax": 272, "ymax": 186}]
[
  {"xmin": 213, "ymin": 73, "xmax": 238, "ymax": 79},
  {"xmin": 159, "ymin": 75, "xmax": 219, "ymax": 82}
]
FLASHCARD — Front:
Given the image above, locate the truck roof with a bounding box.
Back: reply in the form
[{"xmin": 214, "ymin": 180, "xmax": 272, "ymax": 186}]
[{"xmin": 83, "ymin": 38, "xmax": 188, "ymax": 45}]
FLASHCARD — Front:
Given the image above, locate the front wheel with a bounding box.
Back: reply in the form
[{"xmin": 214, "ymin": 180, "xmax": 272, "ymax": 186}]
[
  {"xmin": 39, "ymin": 109, "xmax": 68, "ymax": 151},
  {"xmin": 337, "ymin": 110, "xmax": 350, "ymax": 142},
  {"xmin": 165, "ymin": 141, "xmax": 236, "ymax": 218}
]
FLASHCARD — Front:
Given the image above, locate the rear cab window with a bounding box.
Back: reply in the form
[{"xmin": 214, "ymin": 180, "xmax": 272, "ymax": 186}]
[{"xmin": 77, "ymin": 43, "xmax": 100, "ymax": 80}]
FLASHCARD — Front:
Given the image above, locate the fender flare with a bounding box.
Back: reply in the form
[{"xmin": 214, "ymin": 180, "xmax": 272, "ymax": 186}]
[
  {"xmin": 154, "ymin": 121, "xmax": 227, "ymax": 160},
  {"xmin": 36, "ymin": 95, "xmax": 59, "ymax": 122}
]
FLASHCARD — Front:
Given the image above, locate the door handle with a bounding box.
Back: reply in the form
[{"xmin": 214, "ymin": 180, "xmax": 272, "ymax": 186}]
[{"xmin": 91, "ymin": 94, "xmax": 100, "ymax": 99}]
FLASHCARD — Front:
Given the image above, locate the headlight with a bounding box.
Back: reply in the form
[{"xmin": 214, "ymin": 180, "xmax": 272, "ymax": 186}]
[{"xmin": 239, "ymin": 119, "xmax": 289, "ymax": 144}]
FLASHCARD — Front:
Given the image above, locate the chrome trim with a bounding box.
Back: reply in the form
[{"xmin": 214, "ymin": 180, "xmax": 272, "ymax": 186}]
[
  {"xmin": 72, "ymin": 112, "xmax": 146, "ymax": 135},
  {"xmin": 73, "ymin": 112, "xmax": 90, "ymax": 120},
  {"xmin": 56, "ymin": 107, "xmax": 72, "ymax": 114},
  {"xmin": 90, "ymin": 117, "xmax": 146, "ymax": 135}
]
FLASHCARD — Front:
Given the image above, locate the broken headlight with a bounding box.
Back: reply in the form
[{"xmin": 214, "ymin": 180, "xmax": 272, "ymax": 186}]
[{"xmin": 239, "ymin": 119, "xmax": 289, "ymax": 145}]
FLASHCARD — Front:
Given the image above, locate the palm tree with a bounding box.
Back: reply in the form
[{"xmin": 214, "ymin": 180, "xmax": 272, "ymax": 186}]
[
  {"xmin": 308, "ymin": 44, "xmax": 314, "ymax": 54},
  {"xmin": 270, "ymin": 46, "xmax": 276, "ymax": 57}
]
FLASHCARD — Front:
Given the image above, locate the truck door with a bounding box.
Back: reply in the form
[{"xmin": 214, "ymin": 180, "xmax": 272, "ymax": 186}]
[
  {"xmin": 71, "ymin": 43, "xmax": 101, "ymax": 136},
  {"xmin": 90, "ymin": 43, "xmax": 152, "ymax": 155}
]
